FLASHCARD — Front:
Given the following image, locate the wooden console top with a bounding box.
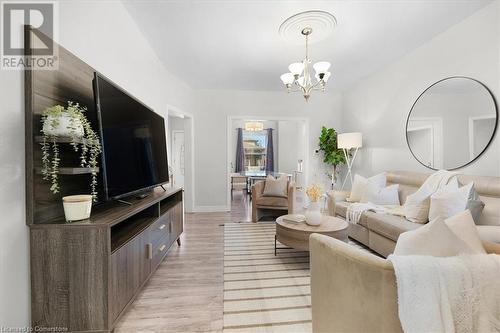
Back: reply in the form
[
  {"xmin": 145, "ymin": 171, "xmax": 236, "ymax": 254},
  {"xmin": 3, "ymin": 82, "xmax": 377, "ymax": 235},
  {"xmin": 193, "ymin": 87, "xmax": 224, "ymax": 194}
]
[{"xmin": 29, "ymin": 186, "xmax": 183, "ymax": 228}]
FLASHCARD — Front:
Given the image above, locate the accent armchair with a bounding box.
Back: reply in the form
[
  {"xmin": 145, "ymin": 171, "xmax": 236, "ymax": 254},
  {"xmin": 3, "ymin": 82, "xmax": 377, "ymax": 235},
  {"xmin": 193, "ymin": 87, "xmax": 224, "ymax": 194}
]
[
  {"xmin": 251, "ymin": 180, "xmax": 295, "ymax": 222},
  {"xmin": 309, "ymin": 234, "xmax": 500, "ymax": 333}
]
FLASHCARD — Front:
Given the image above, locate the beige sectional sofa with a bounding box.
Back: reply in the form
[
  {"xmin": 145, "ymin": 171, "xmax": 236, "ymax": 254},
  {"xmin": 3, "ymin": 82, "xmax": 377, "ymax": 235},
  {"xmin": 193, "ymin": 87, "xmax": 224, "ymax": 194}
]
[{"xmin": 327, "ymin": 170, "xmax": 500, "ymax": 257}]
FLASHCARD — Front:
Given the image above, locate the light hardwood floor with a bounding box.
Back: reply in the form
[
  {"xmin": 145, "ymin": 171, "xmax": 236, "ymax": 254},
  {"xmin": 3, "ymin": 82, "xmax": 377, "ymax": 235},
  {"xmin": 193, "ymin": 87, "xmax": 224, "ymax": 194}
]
[{"xmin": 114, "ymin": 191, "xmax": 253, "ymax": 333}]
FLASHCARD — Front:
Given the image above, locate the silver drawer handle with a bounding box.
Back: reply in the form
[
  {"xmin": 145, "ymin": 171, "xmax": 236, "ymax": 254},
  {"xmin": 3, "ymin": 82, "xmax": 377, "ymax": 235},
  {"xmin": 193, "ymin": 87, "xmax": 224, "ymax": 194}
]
[
  {"xmin": 158, "ymin": 245, "xmax": 166, "ymax": 252},
  {"xmin": 158, "ymin": 224, "xmax": 166, "ymax": 230}
]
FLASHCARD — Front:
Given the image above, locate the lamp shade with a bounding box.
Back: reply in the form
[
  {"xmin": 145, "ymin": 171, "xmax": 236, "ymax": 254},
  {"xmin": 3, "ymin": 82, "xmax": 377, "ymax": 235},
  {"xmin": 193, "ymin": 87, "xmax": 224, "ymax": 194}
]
[
  {"xmin": 338, "ymin": 132, "xmax": 363, "ymax": 149},
  {"xmin": 288, "ymin": 62, "xmax": 304, "ymax": 76},
  {"xmin": 313, "ymin": 61, "xmax": 331, "ymax": 74},
  {"xmin": 280, "ymin": 73, "xmax": 294, "ymax": 85}
]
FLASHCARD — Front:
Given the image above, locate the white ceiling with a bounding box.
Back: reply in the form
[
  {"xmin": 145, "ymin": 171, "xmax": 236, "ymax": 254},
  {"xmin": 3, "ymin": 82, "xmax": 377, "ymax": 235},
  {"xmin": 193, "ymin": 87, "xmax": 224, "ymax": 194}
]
[{"xmin": 123, "ymin": 0, "xmax": 491, "ymax": 91}]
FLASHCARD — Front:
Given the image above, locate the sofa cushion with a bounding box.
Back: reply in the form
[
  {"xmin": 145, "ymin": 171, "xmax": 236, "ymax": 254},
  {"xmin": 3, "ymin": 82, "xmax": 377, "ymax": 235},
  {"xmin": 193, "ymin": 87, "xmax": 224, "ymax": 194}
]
[
  {"xmin": 335, "ymin": 201, "xmax": 369, "ymax": 228},
  {"xmin": 445, "ymin": 210, "xmax": 486, "ymax": 254},
  {"xmin": 256, "ymin": 196, "xmax": 288, "ymax": 208},
  {"xmin": 361, "ymin": 184, "xmax": 400, "ymax": 205},
  {"xmin": 335, "ymin": 201, "xmax": 349, "ymax": 218},
  {"xmin": 429, "ymin": 180, "xmax": 471, "ymax": 221},
  {"xmin": 262, "ymin": 175, "xmax": 288, "ymax": 198},
  {"xmin": 349, "ymin": 173, "xmax": 387, "ymax": 202},
  {"xmin": 365, "ymin": 212, "xmax": 421, "ymax": 242},
  {"xmin": 393, "ymin": 216, "xmax": 476, "ymax": 256}
]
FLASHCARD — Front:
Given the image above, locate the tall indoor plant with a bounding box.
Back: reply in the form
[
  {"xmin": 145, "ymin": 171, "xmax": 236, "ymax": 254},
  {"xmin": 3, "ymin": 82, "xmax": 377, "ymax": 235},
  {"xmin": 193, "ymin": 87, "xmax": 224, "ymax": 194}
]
[
  {"xmin": 40, "ymin": 101, "xmax": 101, "ymax": 200},
  {"xmin": 318, "ymin": 126, "xmax": 346, "ymax": 189}
]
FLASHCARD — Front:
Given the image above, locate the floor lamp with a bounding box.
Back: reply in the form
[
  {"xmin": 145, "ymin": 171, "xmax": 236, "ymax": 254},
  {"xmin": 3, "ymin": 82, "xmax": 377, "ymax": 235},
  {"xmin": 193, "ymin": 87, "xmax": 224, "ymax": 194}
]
[{"xmin": 338, "ymin": 132, "xmax": 363, "ymax": 190}]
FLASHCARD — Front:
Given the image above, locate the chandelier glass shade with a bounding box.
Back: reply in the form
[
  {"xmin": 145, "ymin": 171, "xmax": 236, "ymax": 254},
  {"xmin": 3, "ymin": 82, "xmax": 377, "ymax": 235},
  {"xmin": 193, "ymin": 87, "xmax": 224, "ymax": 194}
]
[{"xmin": 280, "ymin": 28, "xmax": 331, "ymax": 101}]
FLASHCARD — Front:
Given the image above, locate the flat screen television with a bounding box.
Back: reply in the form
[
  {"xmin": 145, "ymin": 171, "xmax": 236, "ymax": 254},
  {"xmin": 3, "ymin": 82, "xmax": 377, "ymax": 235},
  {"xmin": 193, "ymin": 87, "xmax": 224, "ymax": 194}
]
[{"xmin": 93, "ymin": 73, "xmax": 169, "ymax": 200}]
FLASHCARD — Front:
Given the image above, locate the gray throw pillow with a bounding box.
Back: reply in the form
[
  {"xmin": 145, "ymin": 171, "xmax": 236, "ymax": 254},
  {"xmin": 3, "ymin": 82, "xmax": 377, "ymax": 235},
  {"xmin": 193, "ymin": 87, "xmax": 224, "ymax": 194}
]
[
  {"xmin": 262, "ymin": 175, "xmax": 288, "ymax": 198},
  {"xmin": 459, "ymin": 180, "xmax": 485, "ymax": 224}
]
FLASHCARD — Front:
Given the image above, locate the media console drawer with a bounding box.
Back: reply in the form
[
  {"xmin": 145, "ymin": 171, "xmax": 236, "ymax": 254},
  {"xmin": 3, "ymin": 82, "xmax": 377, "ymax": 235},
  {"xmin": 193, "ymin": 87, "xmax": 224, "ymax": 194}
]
[
  {"xmin": 151, "ymin": 234, "xmax": 169, "ymax": 269},
  {"xmin": 151, "ymin": 213, "xmax": 171, "ymax": 243}
]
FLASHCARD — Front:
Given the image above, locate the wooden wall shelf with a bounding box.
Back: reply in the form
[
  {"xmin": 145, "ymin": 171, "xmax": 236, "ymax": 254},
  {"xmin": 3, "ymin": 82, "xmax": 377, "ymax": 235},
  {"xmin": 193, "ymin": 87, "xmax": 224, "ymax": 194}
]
[
  {"xmin": 34, "ymin": 135, "xmax": 88, "ymax": 144},
  {"xmin": 35, "ymin": 167, "xmax": 99, "ymax": 175}
]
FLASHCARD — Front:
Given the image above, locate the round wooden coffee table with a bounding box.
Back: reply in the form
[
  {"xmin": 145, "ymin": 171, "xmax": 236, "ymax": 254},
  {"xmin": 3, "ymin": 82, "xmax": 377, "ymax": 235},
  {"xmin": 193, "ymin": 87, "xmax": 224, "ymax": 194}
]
[{"xmin": 275, "ymin": 214, "xmax": 348, "ymax": 254}]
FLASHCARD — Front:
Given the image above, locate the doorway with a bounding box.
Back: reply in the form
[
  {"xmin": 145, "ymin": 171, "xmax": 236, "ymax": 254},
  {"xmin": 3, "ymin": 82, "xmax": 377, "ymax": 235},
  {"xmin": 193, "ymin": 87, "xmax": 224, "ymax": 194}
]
[
  {"xmin": 171, "ymin": 130, "xmax": 185, "ymax": 187},
  {"xmin": 167, "ymin": 106, "xmax": 195, "ymax": 212},
  {"xmin": 226, "ymin": 116, "xmax": 309, "ymax": 208}
]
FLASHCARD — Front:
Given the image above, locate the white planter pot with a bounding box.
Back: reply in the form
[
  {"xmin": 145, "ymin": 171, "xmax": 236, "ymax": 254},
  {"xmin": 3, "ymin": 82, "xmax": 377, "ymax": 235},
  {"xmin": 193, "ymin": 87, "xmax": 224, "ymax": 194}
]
[
  {"xmin": 63, "ymin": 195, "xmax": 92, "ymax": 222},
  {"xmin": 305, "ymin": 201, "xmax": 322, "ymax": 226},
  {"xmin": 43, "ymin": 113, "xmax": 84, "ymax": 138}
]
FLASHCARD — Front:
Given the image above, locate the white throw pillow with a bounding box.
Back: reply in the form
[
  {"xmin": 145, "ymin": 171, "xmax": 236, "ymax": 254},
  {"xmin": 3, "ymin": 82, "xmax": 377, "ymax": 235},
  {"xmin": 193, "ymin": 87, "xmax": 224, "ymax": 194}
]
[
  {"xmin": 349, "ymin": 173, "xmax": 386, "ymax": 202},
  {"xmin": 403, "ymin": 184, "xmax": 434, "ymax": 224},
  {"xmin": 445, "ymin": 210, "xmax": 486, "ymax": 254},
  {"xmin": 394, "ymin": 216, "xmax": 475, "ymax": 257},
  {"xmin": 428, "ymin": 182, "xmax": 472, "ymax": 221},
  {"xmin": 361, "ymin": 183, "xmax": 400, "ymax": 205},
  {"xmin": 262, "ymin": 175, "xmax": 288, "ymax": 198}
]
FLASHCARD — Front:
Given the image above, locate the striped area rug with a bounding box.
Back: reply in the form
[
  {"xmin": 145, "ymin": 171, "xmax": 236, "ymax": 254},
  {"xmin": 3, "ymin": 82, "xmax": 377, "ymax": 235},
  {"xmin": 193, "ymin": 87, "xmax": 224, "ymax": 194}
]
[{"xmin": 223, "ymin": 222, "xmax": 312, "ymax": 333}]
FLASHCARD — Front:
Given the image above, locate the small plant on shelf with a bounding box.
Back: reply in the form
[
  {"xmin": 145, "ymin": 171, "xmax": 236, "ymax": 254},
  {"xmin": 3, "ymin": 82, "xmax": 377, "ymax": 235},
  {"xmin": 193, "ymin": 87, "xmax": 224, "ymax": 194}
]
[{"xmin": 40, "ymin": 101, "xmax": 101, "ymax": 200}]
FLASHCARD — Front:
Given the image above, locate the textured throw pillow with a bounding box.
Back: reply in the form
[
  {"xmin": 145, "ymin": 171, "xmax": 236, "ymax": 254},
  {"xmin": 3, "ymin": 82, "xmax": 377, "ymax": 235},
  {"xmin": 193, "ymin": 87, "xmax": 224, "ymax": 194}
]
[
  {"xmin": 361, "ymin": 183, "xmax": 400, "ymax": 205},
  {"xmin": 445, "ymin": 210, "xmax": 486, "ymax": 254},
  {"xmin": 403, "ymin": 184, "xmax": 434, "ymax": 224},
  {"xmin": 262, "ymin": 175, "xmax": 288, "ymax": 198},
  {"xmin": 428, "ymin": 182, "xmax": 472, "ymax": 221},
  {"xmin": 349, "ymin": 173, "xmax": 386, "ymax": 202},
  {"xmin": 394, "ymin": 216, "xmax": 476, "ymax": 256},
  {"xmin": 458, "ymin": 181, "xmax": 485, "ymax": 224}
]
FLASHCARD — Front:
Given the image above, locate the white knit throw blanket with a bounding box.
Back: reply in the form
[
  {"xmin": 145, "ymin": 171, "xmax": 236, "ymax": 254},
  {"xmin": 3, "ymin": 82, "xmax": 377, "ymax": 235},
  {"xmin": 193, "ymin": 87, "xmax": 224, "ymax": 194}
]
[
  {"xmin": 389, "ymin": 254, "xmax": 500, "ymax": 333},
  {"xmin": 346, "ymin": 203, "xmax": 403, "ymax": 224},
  {"xmin": 346, "ymin": 202, "xmax": 382, "ymax": 224}
]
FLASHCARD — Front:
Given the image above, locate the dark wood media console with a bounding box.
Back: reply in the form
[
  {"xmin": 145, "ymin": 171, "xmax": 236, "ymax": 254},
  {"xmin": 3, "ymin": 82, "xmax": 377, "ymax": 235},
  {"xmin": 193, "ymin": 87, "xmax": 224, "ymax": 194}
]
[
  {"xmin": 29, "ymin": 187, "xmax": 183, "ymax": 332},
  {"xmin": 24, "ymin": 26, "xmax": 185, "ymax": 332}
]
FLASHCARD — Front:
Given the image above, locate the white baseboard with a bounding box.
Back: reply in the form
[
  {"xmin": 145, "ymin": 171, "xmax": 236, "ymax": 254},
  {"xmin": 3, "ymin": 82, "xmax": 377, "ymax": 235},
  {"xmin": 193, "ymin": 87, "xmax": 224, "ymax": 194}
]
[{"xmin": 192, "ymin": 205, "xmax": 230, "ymax": 212}]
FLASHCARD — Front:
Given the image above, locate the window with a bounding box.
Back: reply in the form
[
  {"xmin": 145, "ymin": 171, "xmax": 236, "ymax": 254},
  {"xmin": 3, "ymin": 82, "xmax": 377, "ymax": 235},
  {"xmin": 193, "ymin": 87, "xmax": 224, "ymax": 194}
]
[{"xmin": 243, "ymin": 131, "xmax": 267, "ymax": 171}]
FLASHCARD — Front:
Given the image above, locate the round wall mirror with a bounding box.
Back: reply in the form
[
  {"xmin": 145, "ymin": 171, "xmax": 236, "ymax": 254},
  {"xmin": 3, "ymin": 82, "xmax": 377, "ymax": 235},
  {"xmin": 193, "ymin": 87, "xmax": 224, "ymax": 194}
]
[{"xmin": 406, "ymin": 77, "xmax": 497, "ymax": 170}]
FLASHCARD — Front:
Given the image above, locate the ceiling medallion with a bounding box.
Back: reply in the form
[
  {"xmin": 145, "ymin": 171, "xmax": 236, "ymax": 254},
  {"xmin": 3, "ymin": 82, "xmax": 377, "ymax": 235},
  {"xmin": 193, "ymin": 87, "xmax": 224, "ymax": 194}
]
[{"xmin": 279, "ymin": 11, "xmax": 336, "ymax": 101}]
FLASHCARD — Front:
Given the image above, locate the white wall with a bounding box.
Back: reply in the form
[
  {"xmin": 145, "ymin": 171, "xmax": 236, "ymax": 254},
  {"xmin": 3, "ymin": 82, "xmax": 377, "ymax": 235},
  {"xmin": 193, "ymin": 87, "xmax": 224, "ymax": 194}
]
[
  {"xmin": 193, "ymin": 90, "xmax": 343, "ymax": 210},
  {"xmin": 342, "ymin": 2, "xmax": 499, "ymax": 178},
  {"xmin": 278, "ymin": 120, "xmax": 306, "ymax": 175},
  {"xmin": 0, "ymin": 0, "xmax": 194, "ymax": 326}
]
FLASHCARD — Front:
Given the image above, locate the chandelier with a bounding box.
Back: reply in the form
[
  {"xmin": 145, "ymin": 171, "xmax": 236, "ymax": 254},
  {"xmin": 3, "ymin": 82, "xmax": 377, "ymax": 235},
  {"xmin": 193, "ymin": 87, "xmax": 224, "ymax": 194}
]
[
  {"xmin": 280, "ymin": 27, "xmax": 331, "ymax": 101},
  {"xmin": 245, "ymin": 121, "xmax": 264, "ymax": 132},
  {"xmin": 278, "ymin": 10, "xmax": 336, "ymax": 101}
]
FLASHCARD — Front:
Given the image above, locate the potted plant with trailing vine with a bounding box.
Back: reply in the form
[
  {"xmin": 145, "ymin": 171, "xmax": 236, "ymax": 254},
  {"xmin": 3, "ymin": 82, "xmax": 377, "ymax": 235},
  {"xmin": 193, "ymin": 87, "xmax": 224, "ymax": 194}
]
[
  {"xmin": 318, "ymin": 126, "xmax": 346, "ymax": 189},
  {"xmin": 40, "ymin": 101, "xmax": 101, "ymax": 200}
]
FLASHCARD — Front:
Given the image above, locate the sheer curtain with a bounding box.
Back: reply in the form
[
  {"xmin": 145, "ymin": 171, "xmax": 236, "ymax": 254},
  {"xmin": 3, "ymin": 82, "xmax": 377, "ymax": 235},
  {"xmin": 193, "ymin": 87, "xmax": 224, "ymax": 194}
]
[
  {"xmin": 235, "ymin": 128, "xmax": 245, "ymax": 172},
  {"xmin": 265, "ymin": 128, "xmax": 274, "ymax": 172}
]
